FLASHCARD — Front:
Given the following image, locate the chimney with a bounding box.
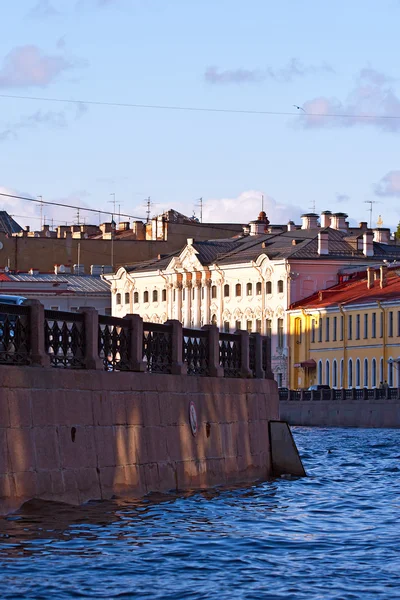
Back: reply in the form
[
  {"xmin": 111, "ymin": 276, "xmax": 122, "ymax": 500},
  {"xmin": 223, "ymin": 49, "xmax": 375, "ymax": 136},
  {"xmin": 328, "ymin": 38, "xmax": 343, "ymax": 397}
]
[
  {"xmin": 100, "ymin": 222, "xmax": 113, "ymax": 235},
  {"xmin": 90, "ymin": 265, "xmax": 103, "ymax": 276},
  {"xmin": 331, "ymin": 212, "xmax": 348, "ymax": 231},
  {"xmin": 301, "ymin": 213, "xmax": 319, "ymax": 230},
  {"xmin": 359, "ymin": 221, "xmax": 368, "ymax": 231},
  {"xmin": 29, "ymin": 268, "xmax": 39, "ymax": 275},
  {"xmin": 363, "ymin": 231, "xmax": 374, "ymax": 257},
  {"xmin": 380, "ymin": 265, "xmax": 388, "ymax": 288},
  {"xmin": 73, "ymin": 264, "xmax": 85, "ymax": 275},
  {"xmin": 118, "ymin": 221, "xmax": 130, "ymax": 231},
  {"xmin": 367, "ymin": 267, "xmax": 374, "ymax": 289},
  {"xmin": 25, "ymin": 225, "xmax": 30, "ymax": 233},
  {"xmin": 320, "ymin": 211, "xmax": 332, "ymax": 228},
  {"xmin": 373, "ymin": 228, "xmax": 391, "ymax": 244},
  {"xmin": 287, "ymin": 220, "xmax": 296, "ymax": 232},
  {"xmin": 249, "ymin": 211, "xmax": 270, "ymax": 236},
  {"xmin": 318, "ymin": 231, "xmax": 329, "ymax": 255}
]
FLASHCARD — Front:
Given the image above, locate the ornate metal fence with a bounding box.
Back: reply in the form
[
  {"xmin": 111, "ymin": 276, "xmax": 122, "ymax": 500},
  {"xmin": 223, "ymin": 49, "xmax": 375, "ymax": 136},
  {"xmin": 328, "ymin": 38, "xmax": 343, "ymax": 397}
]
[
  {"xmin": 219, "ymin": 332, "xmax": 241, "ymax": 378},
  {"xmin": 143, "ymin": 322, "xmax": 173, "ymax": 374},
  {"xmin": 44, "ymin": 310, "xmax": 85, "ymax": 368},
  {"xmin": 182, "ymin": 328, "xmax": 210, "ymax": 376},
  {"xmin": 98, "ymin": 315, "xmax": 131, "ymax": 371},
  {"xmin": 0, "ymin": 304, "xmax": 31, "ymax": 365}
]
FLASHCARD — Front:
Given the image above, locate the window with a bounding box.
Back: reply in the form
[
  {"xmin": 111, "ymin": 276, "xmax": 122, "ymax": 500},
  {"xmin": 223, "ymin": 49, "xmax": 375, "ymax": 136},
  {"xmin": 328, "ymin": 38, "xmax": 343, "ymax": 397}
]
[
  {"xmin": 235, "ymin": 320, "xmax": 241, "ymax": 331},
  {"xmin": 340, "ymin": 315, "xmax": 344, "ymax": 341},
  {"xmin": 372, "ymin": 312, "xmax": 376, "ymax": 338},
  {"xmin": 182, "ymin": 289, "xmax": 185, "ymax": 301},
  {"xmin": 340, "ymin": 359, "xmax": 344, "ymax": 388},
  {"xmin": 211, "ymin": 314, "xmax": 217, "ymax": 325},
  {"xmin": 125, "ymin": 292, "xmax": 130, "ymax": 304},
  {"xmin": 143, "ymin": 291, "xmax": 149, "ymax": 303},
  {"xmin": 364, "ymin": 314, "xmax": 368, "ymax": 339},
  {"xmin": 134, "ymin": 292, "xmax": 139, "ymax": 303},
  {"xmin": 173, "ymin": 289, "xmax": 176, "ymax": 301},
  {"xmin": 348, "ymin": 315, "xmax": 353, "ymax": 340},
  {"xmin": 277, "ymin": 373, "xmax": 283, "ymax": 387},
  {"xmin": 318, "ymin": 360, "xmax": 322, "ymax": 385},
  {"xmin": 246, "ymin": 320, "xmax": 253, "ymax": 332},
  {"xmin": 256, "ymin": 319, "xmax": 261, "ymax": 333},
  {"xmin": 266, "ymin": 281, "xmax": 272, "ymax": 294},
  {"xmin": 379, "ymin": 312, "xmax": 383, "ymax": 338},
  {"xmin": 223, "ymin": 321, "xmax": 230, "ymax": 333},
  {"xmin": 380, "ymin": 357, "xmax": 384, "ymax": 386},
  {"xmin": 266, "ymin": 319, "xmax": 272, "ymax": 340},
  {"xmin": 192, "ymin": 287, "xmax": 195, "ymax": 300},
  {"xmin": 152, "ymin": 290, "xmax": 158, "ymax": 302},
  {"xmin": 325, "ymin": 317, "xmax": 330, "ymax": 342},
  {"xmin": 388, "ymin": 360, "xmax": 394, "ymax": 387},
  {"xmin": 333, "ymin": 360, "xmax": 337, "ymax": 388},
  {"xmin": 356, "ymin": 314, "xmax": 360, "ymax": 339},
  {"xmin": 224, "ymin": 284, "xmax": 230, "ymax": 298},
  {"xmin": 356, "ymin": 358, "xmax": 361, "ymax": 387},
  {"xmin": 277, "ymin": 280, "xmax": 284, "ymax": 294},
  {"xmin": 256, "ymin": 282, "xmax": 262, "ymax": 295},
  {"xmin": 325, "ymin": 360, "xmax": 330, "ymax": 386},
  {"xmin": 235, "ymin": 283, "xmax": 242, "ymax": 297},
  {"xmin": 246, "ymin": 283, "xmax": 253, "ymax": 296},
  {"xmin": 398, "ymin": 311, "xmax": 400, "ymax": 337},
  {"xmin": 50, "ymin": 306, "xmax": 59, "ymax": 311},
  {"xmin": 297, "ymin": 319, "xmax": 302, "ymax": 344},
  {"xmin": 211, "ymin": 285, "xmax": 217, "ymax": 299},
  {"xmin": 364, "ymin": 358, "xmax": 368, "ymax": 387},
  {"xmin": 348, "ymin": 359, "xmax": 353, "ymax": 388},
  {"xmin": 116, "ymin": 293, "xmax": 121, "ymax": 305},
  {"xmin": 372, "ymin": 358, "xmax": 377, "ymax": 388},
  {"xmin": 162, "ymin": 289, "xmax": 167, "ymax": 302},
  {"xmin": 311, "ymin": 319, "xmax": 316, "ymax": 343},
  {"xmin": 388, "ymin": 311, "xmax": 394, "ymax": 337},
  {"xmin": 333, "ymin": 316, "xmax": 337, "ymax": 341},
  {"xmin": 318, "ymin": 318, "xmax": 323, "ymax": 342},
  {"xmin": 277, "ymin": 318, "xmax": 284, "ymax": 348}
]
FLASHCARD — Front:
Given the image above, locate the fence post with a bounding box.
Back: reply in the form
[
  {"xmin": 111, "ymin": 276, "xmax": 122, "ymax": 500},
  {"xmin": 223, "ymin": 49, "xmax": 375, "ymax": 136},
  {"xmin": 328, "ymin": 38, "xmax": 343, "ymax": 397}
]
[
  {"xmin": 125, "ymin": 313, "xmax": 146, "ymax": 372},
  {"xmin": 251, "ymin": 332, "xmax": 264, "ymax": 378},
  {"xmin": 234, "ymin": 329, "xmax": 252, "ymax": 379},
  {"xmin": 165, "ymin": 319, "xmax": 186, "ymax": 375},
  {"xmin": 201, "ymin": 325, "xmax": 224, "ymax": 377},
  {"xmin": 25, "ymin": 299, "xmax": 50, "ymax": 367},
  {"xmin": 79, "ymin": 307, "xmax": 103, "ymax": 370}
]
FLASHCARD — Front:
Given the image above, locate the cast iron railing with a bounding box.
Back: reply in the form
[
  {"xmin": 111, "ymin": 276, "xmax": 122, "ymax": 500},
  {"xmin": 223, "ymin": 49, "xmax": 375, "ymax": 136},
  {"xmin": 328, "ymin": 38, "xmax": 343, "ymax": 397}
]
[
  {"xmin": 0, "ymin": 304, "xmax": 31, "ymax": 365},
  {"xmin": 249, "ymin": 335, "xmax": 256, "ymax": 378},
  {"xmin": 280, "ymin": 387, "xmax": 400, "ymax": 400},
  {"xmin": 44, "ymin": 310, "xmax": 85, "ymax": 369},
  {"xmin": 219, "ymin": 332, "xmax": 241, "ymax": 378},
  {"xmin": 98, "ymin": 315, "xmax": 131, "ymax": 371},
  {"xmin": 183, "ymin": 328, "xmax": 210, "ymax": 376},
  {"xmin": 143, "ymin": 322, "xmax": 173, "ymax": 374}
]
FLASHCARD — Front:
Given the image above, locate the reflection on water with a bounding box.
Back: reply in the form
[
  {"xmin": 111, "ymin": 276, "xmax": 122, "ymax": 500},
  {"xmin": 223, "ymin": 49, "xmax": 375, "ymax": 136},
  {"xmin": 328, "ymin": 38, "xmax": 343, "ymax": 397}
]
[{"xmin": 1, "ymin": 428, "xmax": 400, "ymax": 599}]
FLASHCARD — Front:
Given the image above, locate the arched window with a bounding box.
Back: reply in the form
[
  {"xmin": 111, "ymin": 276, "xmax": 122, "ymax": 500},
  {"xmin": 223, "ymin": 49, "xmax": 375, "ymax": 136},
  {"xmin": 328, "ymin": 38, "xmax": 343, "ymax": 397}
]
[
  {"xmin": 246, "ymin": 283, "xmax": 252, "ymax": 296},
  {"xmin": 235, "ymin": 283, "xmax": 242, "ymax": 297},
  {"xmin": 380, "ymin": 357, "xmax": 384, "ymax": 387},
  {"xmin": 372, "ymin": 358, "xmax": 377, "ymax": 388},
  {"xmin": 325, "ymin": 360, "xmax": 330, "ymax": 386},
  {"xmin": 143, "ymin": 291, "xmax": 149, "ymax": 303},
  {"xmin": 162, "ymin": 289, "xmax": 167, "ymax": 302},
  {"xmin": 364, "ymin": 358, "xmax": 368, "ymax": 387},
  {"xmin": 266, "ymin": 281, "xmax": 272, "ymax": 294},
  {"xmin": 348, "ymin": 359, "xmax": 353, "ymax": 388},
  {"xmin": 224, "ymin": 284, "xmax": 230, "ymax": 297},
  {"xmin": 277, "ymin": 280, "xmax": 284, "ymax": 294},
  {"xmin": 388, "ymin": 359, "xmax": 394, "ymax": 387},
  {"xmin": 211, "ymin": 285, "xmax": 217, "ymax": 299},
  {"xmin": 116, "ymin": 293, "xmax": 121, "ymax": 305},
  {"xmin": 211, "ymin": 314, "xmax": 217, "ymax": 325},
  {"xmin": 318, "ymin": 360, "xmax": 322, "ymax": 385},
  {"xmin": 333, "ymin": 360, "xmax": 337, "ymax": 388},
  {"xmin": 152, "ymin": 290, "xmax": 158, "ymax": 302},
  {"xmin": 356, "ymin": 358, "xmax": 361, "ymax": 387},
  {"xmin": 124, "ymin": 292, "xmax": 130, "ymax": 304},
  {"xmin": 256, "ymin": 282, "xmax": 262, "ymax": 295},
  {"xmin": 340, "ymin": 359, "xmax": 344, "ymax": 388},
  {"xmin": 133, "ymin": 292, "xmax": 139, "ymax": 304}
]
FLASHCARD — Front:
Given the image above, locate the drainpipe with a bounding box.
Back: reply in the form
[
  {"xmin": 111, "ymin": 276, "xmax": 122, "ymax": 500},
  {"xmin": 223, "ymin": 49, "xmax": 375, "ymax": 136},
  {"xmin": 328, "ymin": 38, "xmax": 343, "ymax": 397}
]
[
  {"xmin": 339, "ymin": 304, "xmax": 347, "ymax": 388},
  {"xmin": 251, "ymin": 261, "xmax": 265, "ymax": 334},
  {"xmin": 377, "ymin": 300, "xmax": 386, "ymax": 384}
]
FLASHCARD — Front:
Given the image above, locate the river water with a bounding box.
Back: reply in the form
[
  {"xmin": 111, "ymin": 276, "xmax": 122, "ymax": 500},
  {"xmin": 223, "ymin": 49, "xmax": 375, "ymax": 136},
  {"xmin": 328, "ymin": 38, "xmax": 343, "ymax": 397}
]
[{"xmin": 0, "ymin": 428, "xmax": 399, "ymax": 599}]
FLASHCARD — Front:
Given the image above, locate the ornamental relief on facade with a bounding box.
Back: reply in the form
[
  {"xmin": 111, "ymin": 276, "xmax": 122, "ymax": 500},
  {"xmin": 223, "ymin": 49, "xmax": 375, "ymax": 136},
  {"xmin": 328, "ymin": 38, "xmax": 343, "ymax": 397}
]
[{"xmin": 275, "ymin": 305, "xmax": 285, "ymax": 317}]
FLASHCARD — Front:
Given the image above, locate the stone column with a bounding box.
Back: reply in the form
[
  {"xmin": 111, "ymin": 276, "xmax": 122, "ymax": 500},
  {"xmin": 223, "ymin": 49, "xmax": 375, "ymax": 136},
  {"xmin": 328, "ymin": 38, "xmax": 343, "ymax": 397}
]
[
  {"xmin": 183, "ymin": 280, "xmax": 192, "ymax": 328},
  {"xmin": 125, "ymin": 313, "xmax": 146, "ymax": 371},
  {"xmin": 165, "ymin": 319, "xmax": 186, "ymax": 375},
  {"xmin": 251, "ymin": 332, "xmax": 265, "ymax": 379},
  {"xmin": 234, "ymin": 329, "xmax": 252, "ymax": 378},
  {"xmin": 202, "ymin": 278, "xmax": 211, "ymax": 326},
  {"xmin": 201, "ymin": 325, "xmax": 224, "ymax": 377},
  {"xmin": 79, "ymin": 307, "xmax": 103, "ymax": 370},
  {"xmin": 193, "ymin": 280, "xmax": 202, "ymax": 329},
  {"xmin": 25, "ymin": 299, "xmax": 50, "ymax": 367}
]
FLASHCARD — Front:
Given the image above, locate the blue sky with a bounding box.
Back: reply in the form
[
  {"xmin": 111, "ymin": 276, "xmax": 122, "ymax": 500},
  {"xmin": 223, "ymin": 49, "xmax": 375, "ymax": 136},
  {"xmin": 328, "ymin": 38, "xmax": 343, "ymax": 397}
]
[{"xmin": 1, "ymin": 0, "xmax": 400, "ymax": 231}]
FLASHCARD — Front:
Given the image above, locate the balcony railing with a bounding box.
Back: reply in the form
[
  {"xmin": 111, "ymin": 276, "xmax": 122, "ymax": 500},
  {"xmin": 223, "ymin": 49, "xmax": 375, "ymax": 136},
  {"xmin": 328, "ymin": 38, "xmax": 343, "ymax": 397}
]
[{"xmin": 279, "ymin": 387, "xmax": 400, "ymax": 401}]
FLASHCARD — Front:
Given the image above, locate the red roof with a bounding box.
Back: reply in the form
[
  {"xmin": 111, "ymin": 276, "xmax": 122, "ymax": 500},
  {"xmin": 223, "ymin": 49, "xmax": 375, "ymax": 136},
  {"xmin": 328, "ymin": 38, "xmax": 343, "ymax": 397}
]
[
  {"xmin": 0, "ymin": 274, "xmax": 11, "ymax": 281},
  {"xmin": 291, "ymin": 269, "xmax": 400, "ymax": 310}
]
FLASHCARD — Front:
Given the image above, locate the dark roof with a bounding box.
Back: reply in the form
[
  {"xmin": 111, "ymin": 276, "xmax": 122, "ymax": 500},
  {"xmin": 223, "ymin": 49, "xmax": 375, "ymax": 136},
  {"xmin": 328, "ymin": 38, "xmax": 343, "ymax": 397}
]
[
  {"xmin": 1, "ymin": 273, "xmax": 110, "ymax": 293},
  {"xmin": 0, "ymin": 212, "xmax": 23, "ymax": 235}
]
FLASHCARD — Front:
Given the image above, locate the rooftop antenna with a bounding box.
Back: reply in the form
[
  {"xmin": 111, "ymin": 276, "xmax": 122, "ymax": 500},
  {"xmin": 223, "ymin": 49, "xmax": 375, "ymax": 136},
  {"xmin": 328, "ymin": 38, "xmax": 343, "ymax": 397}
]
[
  {"xmin": 309, "ymin": 199, "xmax": 316, "ymax": 213},
  {"xmin": 364, "ymin": 200, "xmax": 378, "ymax": 229},
  {"xmin": 261, "ymin": 194, "xmax": 264, "ymax": 212},
  {"xmin": 109, "ymin": 193, "xmax": 117, "ymax": 219},
  {"xmin": 195, "ymin": 197, "xmax": 203, "ymax": 223},
  {"xmin": 145, "ymin": 196, "xmax": 152, "ymax": 223},
  {"xmin": 76, "ymin": 208, "xmax": 81, "ymax": 225}
]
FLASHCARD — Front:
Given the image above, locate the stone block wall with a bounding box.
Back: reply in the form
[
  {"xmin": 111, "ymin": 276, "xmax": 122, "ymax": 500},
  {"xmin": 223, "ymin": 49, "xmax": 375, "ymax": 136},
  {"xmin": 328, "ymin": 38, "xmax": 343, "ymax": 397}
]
[{"xmin": 0, "ymin": 366, "xmax": 278, "ymax": 515}]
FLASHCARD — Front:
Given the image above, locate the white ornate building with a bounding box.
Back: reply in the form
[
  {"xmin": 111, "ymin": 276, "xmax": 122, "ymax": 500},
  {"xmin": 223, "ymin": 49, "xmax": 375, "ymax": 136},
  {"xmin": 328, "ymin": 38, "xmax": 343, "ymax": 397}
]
[{"xmin": 105, "ymin": 211, "xmax": 400, "ymax": 386}]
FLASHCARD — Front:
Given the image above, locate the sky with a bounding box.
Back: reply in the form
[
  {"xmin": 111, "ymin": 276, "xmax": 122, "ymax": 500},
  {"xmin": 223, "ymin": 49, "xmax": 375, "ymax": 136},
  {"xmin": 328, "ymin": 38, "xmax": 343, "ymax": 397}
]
[{"xmin": 1, "ymin": 0, "xmax": 400, "ymax": 231}]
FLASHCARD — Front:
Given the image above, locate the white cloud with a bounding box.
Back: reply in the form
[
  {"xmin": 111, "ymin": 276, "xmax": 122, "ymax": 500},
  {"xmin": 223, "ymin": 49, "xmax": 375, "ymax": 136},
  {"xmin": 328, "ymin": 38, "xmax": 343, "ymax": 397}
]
[{"xmin": 375, "ymin": 170, "xmax": 400, "ymax": 197}]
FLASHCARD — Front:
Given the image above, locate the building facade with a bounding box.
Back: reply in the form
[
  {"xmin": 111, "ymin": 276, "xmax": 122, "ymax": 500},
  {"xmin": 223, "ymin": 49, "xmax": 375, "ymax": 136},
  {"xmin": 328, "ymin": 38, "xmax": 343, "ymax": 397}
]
[{"xmin": 288, "ymin": 265, "xmax": 400, "ymax": 389}]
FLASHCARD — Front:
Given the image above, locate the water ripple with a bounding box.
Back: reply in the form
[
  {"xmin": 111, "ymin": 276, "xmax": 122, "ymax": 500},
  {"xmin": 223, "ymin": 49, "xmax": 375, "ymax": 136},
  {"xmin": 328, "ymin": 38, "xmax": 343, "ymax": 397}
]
[{"xmin": 1, "ymin": 428, "xmax": 400, "ymax": 599}]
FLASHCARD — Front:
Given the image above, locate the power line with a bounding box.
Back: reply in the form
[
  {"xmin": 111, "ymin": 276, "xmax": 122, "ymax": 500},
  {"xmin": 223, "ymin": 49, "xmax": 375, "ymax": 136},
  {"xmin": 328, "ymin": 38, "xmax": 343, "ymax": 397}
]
[
  {"xmin": 0, "ymin": 192, "xmax": 147, "ymax": 221},
  {"xmin": 1, "ymin": 93, "xmax": 400, "ymax": 121}
]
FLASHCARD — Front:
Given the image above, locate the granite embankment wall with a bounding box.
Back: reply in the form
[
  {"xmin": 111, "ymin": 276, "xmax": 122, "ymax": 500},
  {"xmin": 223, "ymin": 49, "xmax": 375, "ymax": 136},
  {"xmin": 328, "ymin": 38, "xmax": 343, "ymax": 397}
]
[
  {"xmin": 280, "ymin": 399, "xmax": 400, "ymax": 428},
  {"xmin": 0, "ymin": 366, "xmax": 278, "ymax": 515}
]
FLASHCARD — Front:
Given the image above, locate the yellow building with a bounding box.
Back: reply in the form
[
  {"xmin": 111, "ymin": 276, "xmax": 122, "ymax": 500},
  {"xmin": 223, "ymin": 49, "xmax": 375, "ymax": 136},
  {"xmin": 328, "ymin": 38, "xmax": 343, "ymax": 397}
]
[{"xmin": 288, "ymin": 265, "xmax": 400, "ymax": 389}]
